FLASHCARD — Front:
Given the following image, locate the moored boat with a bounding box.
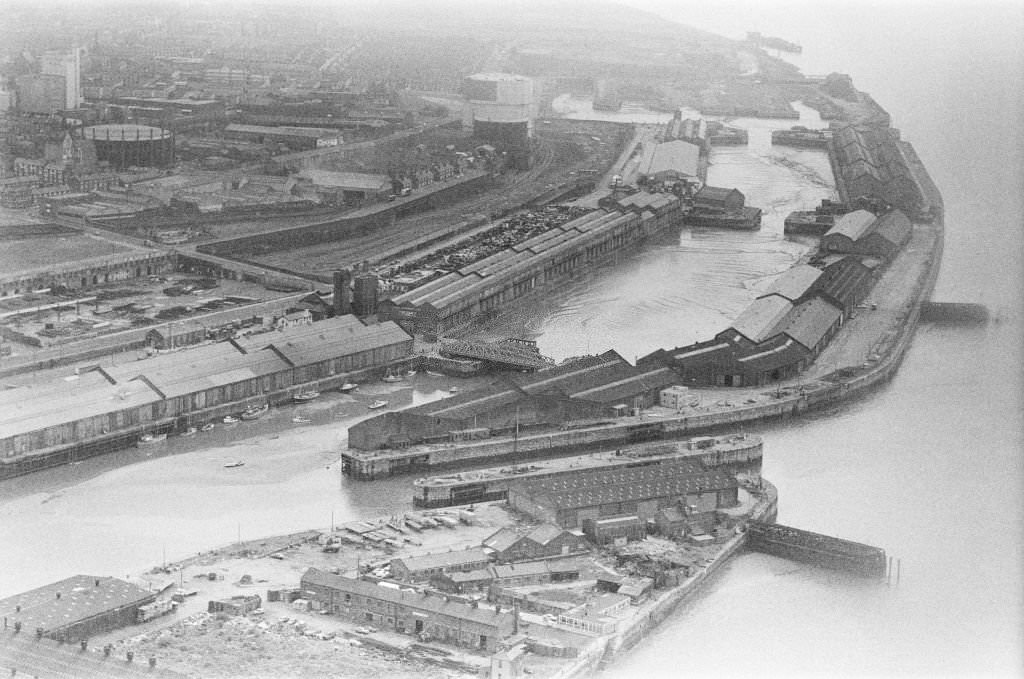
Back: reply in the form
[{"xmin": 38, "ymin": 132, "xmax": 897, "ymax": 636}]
[
  {"xmin": 368, "ymin": 399, "xmax": 389, "ymax": 409},
  {"xmin": 241, "ymin": 404, "xmax": 269, "ymax": 420},
  {"xmin": 200, "ymin": 423, "xmax": 216, "ymax": 432},
  {"xmin": 224, "ymin": 461, "xmax": 245, "ymax": 468},
  {"xmin": 293, "ymin": 391, "xmax": 320, "ymax": 403},
  {"xmin": 138, "ymin": 433, "xmax": 168, "ymax": 446},
  {"xmin": 339, "ymin": 382, "xmax": 358, "ymax": 393},
  {"xmin": 382, "ymin": 371, "xmax": 402, "ymax": 383},
  {"xmin": 292, "ymin": 415, "xmax": 311, "ymax": 424},
  {"xmin": 222, "ymin": 415, "xmax": 240, "ymax": 424},
  {"xmin": 180, "ymin": 427, "xmax": 197, "ymax": 437}
]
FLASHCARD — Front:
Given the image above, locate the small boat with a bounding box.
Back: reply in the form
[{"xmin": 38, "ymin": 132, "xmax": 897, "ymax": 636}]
[
  {"xmin": 200, "ymin": 423, "xmax": 216, "ymax": 432},
  {"xmin": 224, "ymin": 461, "xmax": 245, "ymax": 468},
  {"xmin": 382, "ymin": 371, "xmax": 402, "ymax": 383},
  {"xmin": 138, "ymin": 433, "xmax": 168, "ymax": 446},
  {"xmin": 339, "ymin": 382, "xmax": 358, "ymax": 393},
  {"xmin": 241, "ymin": 404, "xmax": 269, "ymax": 420},
  {"xmin": 293, "ymin": 391, "xmax": 320, "ymax": 403},
  {"xmin": 425, "ymin": 371, "xmax": 444, "ymax": 377},
  {"xmin": 223, "ymin": 415, "xmax": 240, "ymax": 424},
  {"xmin": 292, "ymin": 415, "xmax": 311, "ymax": 424},
  {"xmin": 368, "ymin": 399, "xmax": 389, "ymax": 409},
  {"xmin": 180, "ymin": 427, "xmax": 197, "ymax": 437},
  {"xmin": 406, "ymin": 370, "xmax": 417, "ymax": 377},
  {"xmin": 448, "ymin": 386, "xmax": 460, "ymax": 393}
]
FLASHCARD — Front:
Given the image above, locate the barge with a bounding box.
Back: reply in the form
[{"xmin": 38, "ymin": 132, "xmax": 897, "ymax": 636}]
[{"xmin": 412, "ymin": 434, "xmax": 762, "ymax": 508}]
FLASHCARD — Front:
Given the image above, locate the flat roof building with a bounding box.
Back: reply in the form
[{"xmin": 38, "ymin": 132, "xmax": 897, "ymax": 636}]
[{"xmin": 0, "ymin": 575, "xmax": 156, "ymax": 642}]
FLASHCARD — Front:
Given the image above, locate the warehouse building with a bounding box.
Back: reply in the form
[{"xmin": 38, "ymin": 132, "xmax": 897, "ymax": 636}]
[
  {"xmin": 482, "ymin": 524, "xmax": 590, "ymax": 563},
  {"xmin": 821, "ymin": 209, "xmax": 911, "ymax": 260},
  {"xmin": 638, "ymin": 140, "xmax": 701, "ymax": 184},
  {"xmin": 756, "ymin": 264, "xmax": 823, "ymax": 305},
  {"xmin": 297, "ymin": 170, "xmax": 392, "ymax": 205},
  {"xmin": 507, "ymin": 458, "xmax": 738, "ymax": 530},
  {"xmin": 347, "ymin": 351, "xmax": 678, "ymax": 450},
  {"xmin": 812, "ymin": 256, "xmax": 876, "ymax": 317},
  {"xmin": 299, "ymin": 569, "xmax": 515, "ymax": 652},
  {"xmin": 379, "ymin": 193, "xmax": 682, "ymax": 336},
  {"xmin": 0, "ymin": 316, "xmax": 412, "ymax": 460},
  {"xmin": 0, "ymin": 575, "xmax": 156, "ymax": 642}
]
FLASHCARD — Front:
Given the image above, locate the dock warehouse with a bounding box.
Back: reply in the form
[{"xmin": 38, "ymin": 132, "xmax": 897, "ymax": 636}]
[
  {"xmin": 299, "ymin": 569, "xmax": 515, "ymax": 652},
  {"xmin": 0, "ymin": 316, "xmax": 412, "ymax": 462},
  {"xmin": 507, "ymin": 457, "xmax": 739, "ymax": 530},
  {"xmin": 0, "ymin": 575, "xmax": 156, "ymax": 642},
  {"xmin": 378, "ymin": 192, "xmax": 681, "ymax": 336},
  {"xmin": 821, "ymin": 209, "xmax": 912, "ymax": 260},
  {"xmin": 637, "ymin": 139, "xmax": 701, "ymax": 184},
  {"xmin": 347, "ymin": 351, "xmax": 678, "ymax": 451}
]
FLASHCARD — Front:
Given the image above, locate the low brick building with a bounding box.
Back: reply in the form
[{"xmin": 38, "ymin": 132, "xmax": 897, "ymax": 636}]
[
  {"xmin": 300, "ymin": 569, "xmax": 515, "ymax": 652},
  {"xmin": 390, "ymin": 548, "xmax": 492, "ymax": 583},
  {"xmin": 482, "ymin": 524, "xmax": 589, "ymax": 563}
]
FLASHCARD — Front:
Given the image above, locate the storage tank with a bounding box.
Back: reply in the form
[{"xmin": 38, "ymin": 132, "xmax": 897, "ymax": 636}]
[
  {"xmin": 463, "ymin": 73, "xmax": 536, "ymax": 170},
  {"xmin": 82, "ymin": 124, "xmax": 174, "ymax": 169}
]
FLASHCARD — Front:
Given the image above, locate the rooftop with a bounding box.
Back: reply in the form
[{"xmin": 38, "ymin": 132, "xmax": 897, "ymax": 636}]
[
  {"xmin": 825, "ymin": 209, "xmax": 877, "ymax": 241},
  {"xmin": 0, "ymin": 576, "xmax": 155, "ymax": 635},
  {"xmin": 391, "ymin": 547, "xmax": 491, "ymax": 573},
  {"xmin": 729, "ymin": 296, "xmax": 793, "ymax": 343},
  {"xmin": 301, "ymin": 569, "xmax": 511, "ymax": 628}
]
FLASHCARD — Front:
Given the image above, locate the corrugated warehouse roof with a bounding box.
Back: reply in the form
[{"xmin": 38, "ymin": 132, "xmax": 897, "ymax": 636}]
[
  {"xmin": 642, "ymin": 140, "xmax": 700, "ymax": 178},
  {"xmin": 264, "ymin": 320, "xmax": 410, "ymax": 368},
  {"xmin": 0, "ymin": 372, "xmax": 163, "ymax": 439},
  {"xmin": 760, "ymin": 264, "xmax": 823, "ymax": 303},
  {"xmin": 730, "ymin": 296, "xmax": 793, "ymax": 343},
  {"xmin": 824, "ymin": 209, "xmax": 877, "ymax": 241},
  {"xmin": 815, "ymin": 256, "xmax": 873, "ymax": 307},
  {"xmin": 391, "ymin": 547, "xmax": 491, "ymax": 573},
  {"xmin": 514, "ymin": 351, "xmax": 633, "ymax": 397},
  {"xmin": 301, "ymin": 569, "xmax": 510, "ymax": 628},
  {"xmin": 735, "ymin": 335, "xmax": 810, "ymax": 372},
  {"xmin": 569, "ymin": 367, "xmax": 678, "ymax": 404},
  {"xmin": 105, "ymin": 342, "xmax": 277, "ymax": 400},
  {"xmin": 872, "ymin": 209, "xmax": 911, "ymax": 248},
  {"xmin": 771, "ymin": 297, "xmax": 842, "ymax": 351},
  {"xmin": 411, "ymin": 382, "xmax": 527, "ymax": 420},
  {"xmin": 671, "ymin": 341, "xmax": 734, "ymax": 364},
  {"xmin": 390, "ymin": 271, "xmax": 472, "ymax": 308}
]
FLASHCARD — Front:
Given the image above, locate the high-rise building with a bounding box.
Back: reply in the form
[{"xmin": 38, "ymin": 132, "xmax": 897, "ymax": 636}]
[{"xmin": 40, "ymin": 47, "xmax": 83, "ymax": 110}]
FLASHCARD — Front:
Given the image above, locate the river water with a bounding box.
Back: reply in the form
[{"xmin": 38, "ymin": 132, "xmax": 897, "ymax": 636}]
[{"xmin": 1, "ymin": 3, "xmax": 1022, "ymax": 678}]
